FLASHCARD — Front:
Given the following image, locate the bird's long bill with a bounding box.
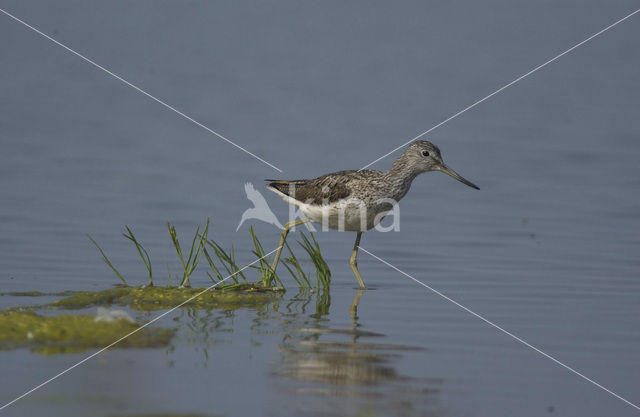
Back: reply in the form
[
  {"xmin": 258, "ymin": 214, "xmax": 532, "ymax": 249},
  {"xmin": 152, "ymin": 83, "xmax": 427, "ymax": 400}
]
[{"xmin": 437, "ymin": 164, "xmax": 480, "ymax": 190}]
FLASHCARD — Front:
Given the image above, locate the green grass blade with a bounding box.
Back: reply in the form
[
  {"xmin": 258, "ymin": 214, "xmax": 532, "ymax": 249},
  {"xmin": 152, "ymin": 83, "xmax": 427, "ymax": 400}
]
[
  {"xmin": 250, "ymin": 226, "xmax": 283, "ymax": 288},
  {"xmin": 86, "ymin": 234, "xmax": 127, "ymax": 285},
  {"xmin": 298, "ymin": 231, "xmax": 331, "ymax": 291},
  {"xmin": 123, "ymin": 226, "xmax": 153, "ymax": 286},
  {"xmin": 202, "ymin": 247, "xmax": 224, "ymax": 282},
  {"xmin": 167, "ymin": 222, "xmax": 186, "ymax": 273},
  {"xmin": 204, "ymin": 238, "xmax": 247, "ymax": 283},
  {"xmin": 286, "ymin": 241, "xmax": 309, "ymax": 287}
]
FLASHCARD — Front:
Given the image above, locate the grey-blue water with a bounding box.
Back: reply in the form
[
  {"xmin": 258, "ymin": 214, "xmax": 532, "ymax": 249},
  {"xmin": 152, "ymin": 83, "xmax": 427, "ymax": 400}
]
[{"xmin": 1, "ymin": 1, "xmax": 639, "ymax": 416}]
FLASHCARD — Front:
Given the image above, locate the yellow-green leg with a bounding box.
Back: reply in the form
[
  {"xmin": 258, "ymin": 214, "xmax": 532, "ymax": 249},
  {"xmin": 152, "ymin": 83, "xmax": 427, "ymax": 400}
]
[
  {"xmin": 350, "ymin": 232, "xmax": 366, "ymax": 289},
  {"xmin": 267, "ymin": 218, "xmax": 311, "ymax": 284}
]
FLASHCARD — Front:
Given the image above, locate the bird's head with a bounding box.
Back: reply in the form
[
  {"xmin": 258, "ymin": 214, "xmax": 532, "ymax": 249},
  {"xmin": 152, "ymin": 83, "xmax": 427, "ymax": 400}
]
[{"xmin": 404, "ymin": 141, "xmax": 479, "ymax": 190}]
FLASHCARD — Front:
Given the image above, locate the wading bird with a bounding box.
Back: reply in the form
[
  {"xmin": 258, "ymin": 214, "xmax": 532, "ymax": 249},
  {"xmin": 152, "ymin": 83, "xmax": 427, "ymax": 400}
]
[{"xmin": 266, "ymin": 140, "xmax": 479, "ymax": 289}]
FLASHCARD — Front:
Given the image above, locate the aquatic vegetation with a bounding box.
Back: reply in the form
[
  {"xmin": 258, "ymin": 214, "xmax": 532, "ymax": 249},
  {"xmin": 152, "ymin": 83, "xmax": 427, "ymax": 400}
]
[
  {"xmin": 0, "ymin": 308, "xmax": 173, "ymax": 354},
  {"xmin": 48, "ymin": 286, "xmax": 280, "ymax": 311},
  {"xmin": 282, "ymin": 241, "xmax": 311, "ymax": 289},
  {"xmin": 87, "ymin": 234, "xmax": 127, "ymax": 285},
  {"xmin": 298, "ymin": 232, "xmax": 332, "ymax": 289},
  {"xmin": 124, "ymin": 226, "xmax": 153, "ymax": 287},
  {"xmin": 248, "ymin": 226, "xmax": 284, "ymax": 288},
  {"xmin": 202, "ymin": 233, "xmax": 248, "ymax": 286},
  {"xmin": 168, "ymin": 219, "xmax": 210, "ymax": 287},
  {"xmin": 0, "ymin": 291, "xmax": 73, "ymax": 297},
  {"xmin": 88, "ymin": 218, "xmax": 331, "ymax": 292},
  {"xmin": 0, "ymin": 224, "xmax": 334, "ymax": 358}
]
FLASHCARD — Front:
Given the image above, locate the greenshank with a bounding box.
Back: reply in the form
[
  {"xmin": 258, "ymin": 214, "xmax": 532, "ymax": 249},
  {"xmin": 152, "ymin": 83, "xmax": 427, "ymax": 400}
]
[{"xmin": 266, "ymin": 140, "xmax": 479, "ymax": 289}]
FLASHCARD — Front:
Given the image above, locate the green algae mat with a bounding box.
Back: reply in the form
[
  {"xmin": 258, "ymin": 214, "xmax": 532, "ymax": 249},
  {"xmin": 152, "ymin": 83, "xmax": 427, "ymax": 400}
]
[
  {"xmin": 48, "ymin": 286, "xmax": 279, "ymax": 311},
  {"xmin": 0, "ymin": 286, "xmax": 280, "ymax": 355},
  {"xmin": 0, "ymin": 309, "xmax": 173, "ymax": 354}
]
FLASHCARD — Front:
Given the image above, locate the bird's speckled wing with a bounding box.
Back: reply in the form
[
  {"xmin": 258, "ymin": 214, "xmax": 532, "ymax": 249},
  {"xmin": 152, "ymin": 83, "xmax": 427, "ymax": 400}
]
[{"xmin": 266, "ymin": 170, "xmax": 383, "ymax": 205}]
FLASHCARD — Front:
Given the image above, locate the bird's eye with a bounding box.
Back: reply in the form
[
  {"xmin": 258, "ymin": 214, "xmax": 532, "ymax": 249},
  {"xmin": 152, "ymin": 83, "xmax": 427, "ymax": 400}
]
[{"xmin": 422, "ymin": 151, "xmax": 430, "ymax": 157}]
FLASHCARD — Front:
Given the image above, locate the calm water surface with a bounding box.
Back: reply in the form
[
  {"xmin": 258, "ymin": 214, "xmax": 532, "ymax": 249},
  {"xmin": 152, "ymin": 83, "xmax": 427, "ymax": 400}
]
[{"xmin": 1, "ymin": 1, "xmax": 639, "ymax": 416}]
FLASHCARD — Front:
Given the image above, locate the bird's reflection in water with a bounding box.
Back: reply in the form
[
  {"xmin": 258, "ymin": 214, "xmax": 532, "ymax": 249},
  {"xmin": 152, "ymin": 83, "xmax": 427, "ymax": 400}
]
[{"xmin": 276, "ymin": 289, "xmax": 443, "ymax": 416}]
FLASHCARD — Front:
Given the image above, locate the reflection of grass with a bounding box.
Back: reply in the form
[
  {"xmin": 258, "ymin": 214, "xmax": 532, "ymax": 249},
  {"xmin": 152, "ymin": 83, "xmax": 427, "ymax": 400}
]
[
  {"xmin": 88, "ymin": 218, "xmax": 331, "ymax": 292},
  {"xmin": 314, "ymin": 288, "xmax": 331, "ymax": 317},
  {"xmin": 0, "ymin": 309, "xmax": 173, "ymax": 354}
]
